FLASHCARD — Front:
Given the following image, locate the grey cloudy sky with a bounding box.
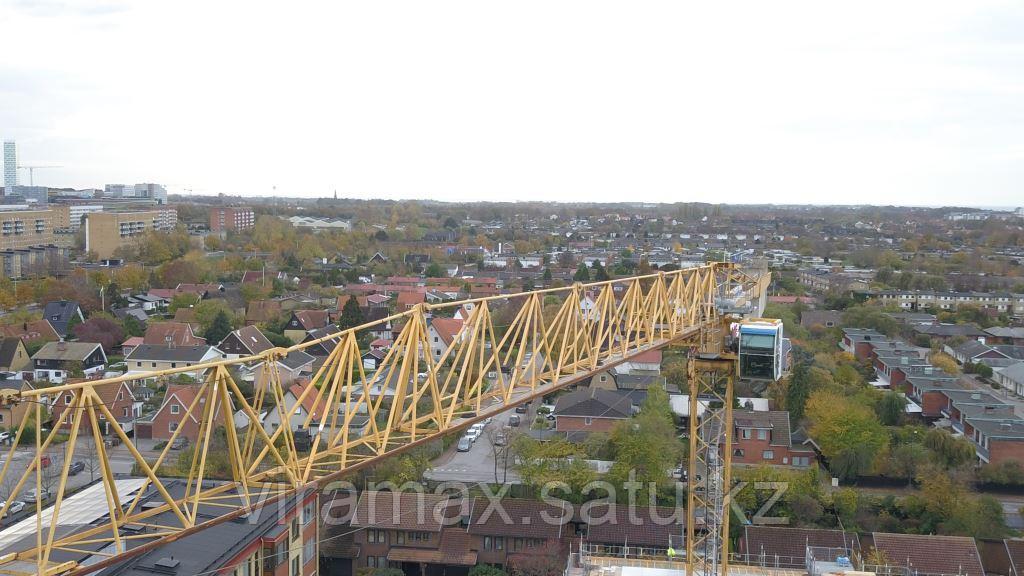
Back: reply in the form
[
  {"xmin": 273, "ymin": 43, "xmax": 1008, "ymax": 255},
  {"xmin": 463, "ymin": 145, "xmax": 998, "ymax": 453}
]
[{"xmin": 2, "ymin": 0, "xmax": 1022, "ymax": 206}]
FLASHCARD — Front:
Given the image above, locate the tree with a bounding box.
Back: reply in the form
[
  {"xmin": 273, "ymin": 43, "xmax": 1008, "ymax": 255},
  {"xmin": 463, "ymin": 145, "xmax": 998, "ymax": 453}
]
[
  {"xmin": 923, "ymin": 429, "xmax": 976, "ymax": 469},
  {"xmin": 470, "ymin": 566, "xmax": 508, "ymax": 576},
  {"xmin": 542, "ymin": 268, "xmax": 553, "ymax": 283},
  {"xmin": 929, "ymin": 351, "xmax": 960, "ymax": 375},
  {"xmin": 338, "ymin": 297, "xmax": 365, "ymax": 331},
  {"xmin": 607, "ymin": 385, "xmax": 682, "ymax": 504},
  {"xmin": 785, "ymin": 362, "xmax": 812, "ymax": 423},
  {"xmin": 591, "ymin": 260, "xmax": 610, "ymax": 281},
  {"xmin": 204, "ymin": 310, "xmax": 233, "ymax": 345},
  {"xmin": 72, "ymin": 316, "xmax": 126, "ymax": 353},
  {"xmin": 876, "ymin": 391, "xmax": 906, "ymax": 426},
  {"xmin": 424, "ymin": 262, "xmax": 446, "ymax": 278},
  {"xmin": 509, "ymin": 540, "xmax": 565, "ymax": 576},
  {"xmin": 443, "ymin": 216, "xmax": 459, "ymax": 229},
  {"xmin": 572, "ymin": 263, "xmax": 590, "ymax": 282},
  {"xmin": 806, "ymin": 390, "xmax": 888, "ymax": 479},
  {"xmin": 119, "ymin": 314, "xmax": 144, "ymax": 338}
]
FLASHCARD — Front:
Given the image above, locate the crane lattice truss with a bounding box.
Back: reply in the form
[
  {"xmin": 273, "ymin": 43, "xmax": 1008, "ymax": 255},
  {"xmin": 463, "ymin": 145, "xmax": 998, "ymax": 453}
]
[{"xmin": 0, "ymin": 263, "xmax": 767, "ymax": 575}]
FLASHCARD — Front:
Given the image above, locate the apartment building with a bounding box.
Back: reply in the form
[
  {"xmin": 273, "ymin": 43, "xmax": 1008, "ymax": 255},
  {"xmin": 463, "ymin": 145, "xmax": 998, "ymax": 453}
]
[
  {"xmin": 0, "ymin": 207, "xmax": 54, "ymax": 250},
  {"xmin": 50, "ymin": 203, "xmax": 103, "ymax": 230},
  {"xmin": 872, "ymin": 289, "xmax": 1023, "ymax": 316},
  {"xmin": 209, "ymin": 205, "xmax": 256, "ymax": 232},
  {"xmin": 83, "ymin": 208, "xmax": 178, "ymax": 259}
]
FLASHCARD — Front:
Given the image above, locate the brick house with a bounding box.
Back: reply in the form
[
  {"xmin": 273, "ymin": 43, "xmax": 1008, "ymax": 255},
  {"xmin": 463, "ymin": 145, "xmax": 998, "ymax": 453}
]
[
  {"xmin": 149, "ymin": 384, "xmax": 225, "ymax": 441},
  {"xmin": 732, "ymin": 410, "xmax": 815, "ymax": 468},
  {"xmin": 840, "ymin": 328, "xmax": 886, "ymax": 361},
  {"xmin": 554, "ymin": 388, "xmax": 633, "ymax": 433},
  {"xmin": 350, "ymin": 491, "xmax": 465, "ymax": 573},
  {"xmin": 468, "ymin": 497, "xmax": 571, "ymax": 570},
  {"xmin": 905, "ymin": 375, "xmax": 961, "ymax": 418},
  {"xmin": 51, "ymin": 381, "xmax": 140, "ymax": 435}
]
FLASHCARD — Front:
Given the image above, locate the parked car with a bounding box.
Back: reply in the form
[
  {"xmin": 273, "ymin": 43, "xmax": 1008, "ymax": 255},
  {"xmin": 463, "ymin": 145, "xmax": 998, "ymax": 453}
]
[
  {"xmin": 508, "ymin": 414, "xmax": 521, "ymax": 427},
  {"xmin": 23, "ymin": 488, "xmax": 51, "ymax": 502},
  {"xmin": 466, "ymin": 427, "xmax": 482, "ymax": 443},
  {"xmin": 457, "ymin": 436, "xmax": 472, "ymax": 452},
  {"xmin": 515, "ymin": 404, "xmax": 528, "ymax": 414},
  {"xmin": 0, "ymin": 431, "xmax": 11, "ymax": 443},
  {"xmin": 68, "ymin": 461, "xmax": 86, "ymax": 476},
  {"xmin": 1, "ymin": 500, "xmax": 25, "ymax": 517},
  {"xmin": 494, "ymin": 432, "xmax": 507, "ymax": 447},
  {"xmin": 170, "ymin": 437, "xmax": 189, "ymax": 450}
]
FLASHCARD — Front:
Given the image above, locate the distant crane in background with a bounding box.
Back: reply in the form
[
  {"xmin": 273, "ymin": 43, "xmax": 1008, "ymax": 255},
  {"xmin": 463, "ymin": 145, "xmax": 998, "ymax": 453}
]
[{"xmin": 17, "ymin": 164, "xmax": 62, "ymax": 186}]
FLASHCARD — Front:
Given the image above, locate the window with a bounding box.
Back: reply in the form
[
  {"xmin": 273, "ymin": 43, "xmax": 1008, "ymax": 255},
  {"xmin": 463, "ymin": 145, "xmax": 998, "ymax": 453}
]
[
  {"xmin": 304, "ymin": 537, "xmax": 316, "ymax": 565},
  {"xmin": 291, "ymin": 517, "xmax": 300, "ymax": 540},
  {"xmin": 584, "ymin": 417, "xmax": 592, "ymax": 426},
  {"xmin": 599, "ymin": 375, "xmax": 607, "ymax": 382},
  {"xmin": 484, "ymin": 536, "xmax": 492, "ymax": 550},
  {"xmin": 291, "ymin": 556, "xmax": 300, "ymax": 576},
  {"xmin": 762, "ymin": 450, "xmax": 774, "ymax": 460},
  {"xmin": 396, "ymin": 531, "xmax": 405, "ymax": 544},
  {"xmin": 757, "ymin": 429, "xmax": 767, "ymax": 440},
  {"xmin": 733, "ymin": 448, "xmax": 745, "ymax": 457},
  {"xmin": 495, "ymin": 536, "xmax": 504, "ymax": 550},
  {"xmin": 303, "ymin": 500, "xmax": 315, "ymax": 525},
  {"xmin": 117, "ymin": 392, "xmax": 123, "ymax": 401},
  {"xmin": 123, "ymin": 408, "xmax": 129, "ymax": 418},
  {"xmin": 171, "ymin": 363, "xmax": 176, "ymax": 368},
  {"xmin": 151, "ymin": 362, "xmax": 157, "ymax": 368},
  {"xmin": 65, "ymin": 394, "xmax": 72, "ymax": 405},
  {"xmin": 169, "ymin": 422, "xmax": 178, "ymax": 432},
  {"xmin": 170, "ymin": 404, "xmax": 180, "ymax": 414}
]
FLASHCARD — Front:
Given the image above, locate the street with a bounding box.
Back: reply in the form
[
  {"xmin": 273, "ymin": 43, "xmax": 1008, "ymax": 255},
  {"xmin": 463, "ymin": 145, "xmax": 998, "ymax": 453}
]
[{"xmin": 427, "ymin": 401, "xmax": 525, "ymax": 484}]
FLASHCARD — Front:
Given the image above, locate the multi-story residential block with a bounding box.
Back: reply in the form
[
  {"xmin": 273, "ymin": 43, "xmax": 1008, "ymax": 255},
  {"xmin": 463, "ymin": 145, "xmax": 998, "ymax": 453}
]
[
  {"xmin": 50, "ymin": 203, "xmax": 103, "ymax": 230},
  {"xmin": 103, "ymin": 182, "xmax": 168, "ymax": 203},
  {"xmin": 873, "ymin": 289, "xmax": 1021, "ymax": 315},
  {"xmin": 209, "ymin": 205, "xmax": 256, "ymax": 232},
  {"xmin": 83, "ymin": 208, "xmax": 178, "ymax": 259},
  {"xmin": 0, "ymin": 208, "xmax": 55, "ymax": 250}
]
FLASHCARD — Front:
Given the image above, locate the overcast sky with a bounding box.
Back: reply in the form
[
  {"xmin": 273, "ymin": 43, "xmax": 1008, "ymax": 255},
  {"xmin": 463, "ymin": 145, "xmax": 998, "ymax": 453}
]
[{"xmin": 2, "ymin": 1, "xmax": 1022, "ymax": 206}]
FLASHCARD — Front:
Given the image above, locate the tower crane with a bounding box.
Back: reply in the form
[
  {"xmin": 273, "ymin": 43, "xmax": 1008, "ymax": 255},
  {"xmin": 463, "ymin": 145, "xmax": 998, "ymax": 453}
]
[{"xmin": 17, "ymin": 164, "xmax": 62, "ymax": 186}]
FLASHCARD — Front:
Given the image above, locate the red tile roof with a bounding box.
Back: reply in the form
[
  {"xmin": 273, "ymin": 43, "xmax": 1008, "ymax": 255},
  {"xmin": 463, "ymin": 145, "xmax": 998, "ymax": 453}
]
[
  {"xmin": 293, "ymin": 310, "xmax": 330, "ymax": 330},
  {"xmin": 144, "ymin": 322, "xmax": 206, "ymax": 347},
  {"xmin": 351, "ymin": 491, "xmax": 456, "ymax": 531},
  {"xmin": 871, "ymin": 532, "xmax": 984, "ymax": 576},
  {"xmin": 430, "ymin": 318, "xmax": 464, "ymax": 346}
]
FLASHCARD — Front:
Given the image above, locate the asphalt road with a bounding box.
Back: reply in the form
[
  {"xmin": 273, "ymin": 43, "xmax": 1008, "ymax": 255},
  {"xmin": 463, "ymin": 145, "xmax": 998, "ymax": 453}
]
[{"xmin": 426, "ymin": 399, "xmax": 529, "ymax": 485}]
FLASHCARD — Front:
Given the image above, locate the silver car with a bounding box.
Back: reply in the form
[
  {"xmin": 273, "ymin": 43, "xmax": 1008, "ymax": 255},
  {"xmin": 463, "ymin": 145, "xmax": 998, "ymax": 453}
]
[{"xmin": 457, "ymin": 436, "xmax": 472, "ymax": 452}]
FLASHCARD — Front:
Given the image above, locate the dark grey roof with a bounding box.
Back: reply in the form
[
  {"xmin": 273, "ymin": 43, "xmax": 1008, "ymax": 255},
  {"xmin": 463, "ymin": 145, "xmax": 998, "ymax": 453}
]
[
  {"xmin": 733, "ymin": 410, "xmax": 792, "ymax": 447},
  {"xmin": 42, "ymin": 300, "xmax": 81, "ymax": 336},
  {"xmin": 913, "ymin": 323, "xmax": 987, "ymax": 338},
  {"xmin": 554, "ymin": 388, "xmax": 632, "ymax": 419},
  {"xmin": 0, "ymin": 338, "xmax": 24, "ymax": 367},
  {"xmin": 125, "ymin": 345, "xmax": 217, "ymax": 363},
  {"xmin": 0, "ymin": 480, "xmax": 304, "ymax": 574},
  {"xmin": 278, "ymin": 350, "xmax": 315, "ymax": 371},
  {"xmin": 33, "ymin": 341, "xmax": 104, "ymax": 362}
]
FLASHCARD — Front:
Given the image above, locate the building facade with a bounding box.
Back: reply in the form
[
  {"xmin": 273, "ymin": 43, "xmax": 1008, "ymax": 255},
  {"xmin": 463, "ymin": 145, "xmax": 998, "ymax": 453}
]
[
  {"xmin": 209, "ymin": 206, "xmax": 256, "ymax": 232},
  {"xmin": 2, "ymin": 140, "xmax": 16, "ymax": 190},
  {"xmin": 0, "ymin": 208, "xmax": 55, "ymax": 250},
  {"xmin": 84, "ymin": 208, "xmax": 179, "ymax": 259}
]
